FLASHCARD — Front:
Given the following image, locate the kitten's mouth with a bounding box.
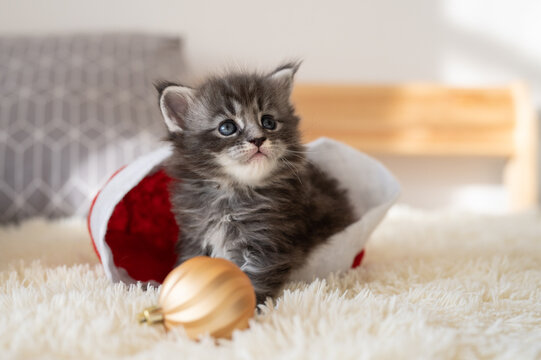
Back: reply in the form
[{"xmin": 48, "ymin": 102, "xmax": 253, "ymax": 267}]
[{"xmin": 248, "ymin": 151, "xmax": 268, "ymax": 162}]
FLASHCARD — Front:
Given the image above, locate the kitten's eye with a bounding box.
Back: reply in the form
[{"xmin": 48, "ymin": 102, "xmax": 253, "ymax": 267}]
[
  {"xmin": 218, "ymin": 120, "xmax": 238, "ymax": 136},
  {"xmin": 261, "ymin": 115, "xmax": 277, "ymax": 130}
]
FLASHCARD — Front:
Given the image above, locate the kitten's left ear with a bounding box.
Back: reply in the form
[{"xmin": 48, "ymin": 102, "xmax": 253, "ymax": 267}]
[
  {"xmin": 268, "ymin": 62, "xmax": 301, "ymax": 97},
  {"xmin": 156, "ymin": 82, "xmax": 195, "ymax": 133}
]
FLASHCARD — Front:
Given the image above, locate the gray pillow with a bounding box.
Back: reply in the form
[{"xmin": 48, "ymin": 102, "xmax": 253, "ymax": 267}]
[{"xmin": 0, "ymin": 33, "xmax": 183, "ymax": 223}]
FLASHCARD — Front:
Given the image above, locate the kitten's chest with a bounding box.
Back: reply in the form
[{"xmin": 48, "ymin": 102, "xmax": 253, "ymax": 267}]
[
  {"xmin": 202, "ymin": 213, "xmax": 234, "ymax": 258},
  {"xmin": 189, "ymin": 188, "xmax": 270, "ymax": 257}
]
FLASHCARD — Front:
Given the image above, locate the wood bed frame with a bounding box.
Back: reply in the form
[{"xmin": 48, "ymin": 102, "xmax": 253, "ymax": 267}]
[{"xmin": 292, "ymin": 82, "xmax": 538, "ymax": 211}]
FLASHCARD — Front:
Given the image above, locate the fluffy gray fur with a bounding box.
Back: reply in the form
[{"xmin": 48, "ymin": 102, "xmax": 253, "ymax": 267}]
[{"xmin": 157, "ymin": 63, "xmax": 355, "ymax": 304}]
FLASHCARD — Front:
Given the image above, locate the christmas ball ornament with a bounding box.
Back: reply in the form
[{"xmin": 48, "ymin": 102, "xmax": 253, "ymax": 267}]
[{"xmin": 138, "ymin": 256, "xmax": 256, "ymax": 339}]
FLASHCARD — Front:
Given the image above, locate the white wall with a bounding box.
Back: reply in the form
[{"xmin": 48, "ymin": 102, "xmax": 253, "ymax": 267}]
[{"xmin": 1, "ymin": 0, "xmax": 539, "ymax": 211}]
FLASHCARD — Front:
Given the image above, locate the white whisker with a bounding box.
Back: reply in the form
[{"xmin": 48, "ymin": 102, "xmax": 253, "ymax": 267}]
[{"xmin": 282, "ymin": 158, "xmax": 303, "ymax": 185}]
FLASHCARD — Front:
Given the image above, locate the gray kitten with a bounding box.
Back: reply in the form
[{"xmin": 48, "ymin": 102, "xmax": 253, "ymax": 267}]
[{"xmin": 157, "ymin": 63, "xmax": 355, "ymax": 304}]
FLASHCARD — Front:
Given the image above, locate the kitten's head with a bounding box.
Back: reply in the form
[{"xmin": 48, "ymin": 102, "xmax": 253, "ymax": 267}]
[{"xmin": 157, "ymin": 63, "xmax": 304, "ymax": 186}]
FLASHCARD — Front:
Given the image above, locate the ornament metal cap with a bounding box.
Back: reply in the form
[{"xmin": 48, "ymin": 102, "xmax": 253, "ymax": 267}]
[{"xmin": 138, "ymin": 305, "xmax": 164, "ymax": 324}]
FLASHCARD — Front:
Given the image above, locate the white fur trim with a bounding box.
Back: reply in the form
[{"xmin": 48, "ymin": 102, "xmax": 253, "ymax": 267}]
[{"xmin": 289, "ymin": 138, "xmax": 400, "ymax": 280}]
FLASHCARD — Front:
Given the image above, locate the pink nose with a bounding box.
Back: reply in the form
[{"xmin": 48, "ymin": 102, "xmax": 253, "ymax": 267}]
[{"xmin": 249, "ymin": 137, "xmax": 267, "ymax": 147}]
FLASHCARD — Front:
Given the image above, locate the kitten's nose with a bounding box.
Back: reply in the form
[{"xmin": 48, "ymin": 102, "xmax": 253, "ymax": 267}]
[{"xmin": 249, "ymin": 137, "xmax": 267, "ymax": 148}]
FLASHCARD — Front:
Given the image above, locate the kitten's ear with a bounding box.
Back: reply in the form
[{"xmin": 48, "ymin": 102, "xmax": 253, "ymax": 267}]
[
  {"xmin": 268, "ymin": 62, "xmax": 301, "ymax": 97},
  {"xmin": 156, "ymin": 82, "xmax": 195, "ymax": 133}
]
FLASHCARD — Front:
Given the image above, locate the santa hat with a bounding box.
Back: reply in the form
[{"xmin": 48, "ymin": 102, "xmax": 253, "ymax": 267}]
[{"xmin": 88, "ymin": 138, "xmax": 400, "ymax": 286}]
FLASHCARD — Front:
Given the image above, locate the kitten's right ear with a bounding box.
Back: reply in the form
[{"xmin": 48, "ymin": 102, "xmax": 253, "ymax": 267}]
[
  {"xmin": 268, "ymin": 61, "xmax": 301, "ymax": 97},
  {"xmin": 156, "ymin": 82, "xmax": 195, "ymax": 133}
]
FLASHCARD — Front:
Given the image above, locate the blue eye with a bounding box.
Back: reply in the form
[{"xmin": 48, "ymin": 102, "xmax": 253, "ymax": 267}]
[
  {"xmin": 218, "ymin": 120, "xmax": 238, "ymax": 136},
  {"xmin": 261, "ymin": 115, "xmax": 277, "ymax": 130}
]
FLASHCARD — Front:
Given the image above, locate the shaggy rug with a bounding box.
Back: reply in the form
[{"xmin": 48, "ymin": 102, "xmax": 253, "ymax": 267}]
[{"xmin": 1, "ymin": 207, "xmax": 540, "ymax": 360}]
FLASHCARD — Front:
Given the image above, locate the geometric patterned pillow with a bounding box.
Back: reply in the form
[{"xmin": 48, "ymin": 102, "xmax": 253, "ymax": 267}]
[{"xmin": 0, "ymin": 34, "xmax": 183, "ymax": 223}]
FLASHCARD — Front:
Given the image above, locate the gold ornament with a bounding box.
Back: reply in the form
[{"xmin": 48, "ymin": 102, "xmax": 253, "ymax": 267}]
[{"xmin": 138, "ymin": 256, "xmax": 256, "ymax": 339}]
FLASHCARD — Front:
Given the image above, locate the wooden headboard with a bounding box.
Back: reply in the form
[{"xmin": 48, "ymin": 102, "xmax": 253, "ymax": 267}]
[{"xmin": 292, "ymin": 82, "xmax": 538, "ymax": 210}]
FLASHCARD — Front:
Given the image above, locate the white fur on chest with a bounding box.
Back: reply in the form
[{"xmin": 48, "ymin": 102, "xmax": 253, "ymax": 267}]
[
  {"xmin": 202, "ymin": 219, "xmax": 260, "ymax": 277},
  {"xmin": 195, "ymin": 188, "xmax": 271, "ymax": 263},
  {"xmin": 201, "ymin": 215, "xmax": 233, "ymax": 259}
]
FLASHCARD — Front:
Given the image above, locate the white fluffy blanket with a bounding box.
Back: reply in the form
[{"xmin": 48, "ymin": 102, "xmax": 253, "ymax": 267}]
[{"xmin": 1, "ymin": 207, "xmax": 540, "ymax": 359}]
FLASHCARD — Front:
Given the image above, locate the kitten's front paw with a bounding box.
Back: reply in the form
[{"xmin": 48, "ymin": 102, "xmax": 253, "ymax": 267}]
[{"xmin": 256, "ymin": 293, "xmax": 269, "ymax": 306}]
